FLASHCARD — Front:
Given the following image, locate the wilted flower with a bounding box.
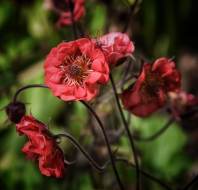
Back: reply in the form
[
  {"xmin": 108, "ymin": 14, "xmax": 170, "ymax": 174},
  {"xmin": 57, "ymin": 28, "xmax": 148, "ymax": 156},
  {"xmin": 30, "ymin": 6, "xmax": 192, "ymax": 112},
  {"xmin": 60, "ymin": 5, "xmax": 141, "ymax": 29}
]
[
  {"xmin": 121, "ymin": 57, "xmax": 181, "ymax": 117},
  {"xmin": 44, "ymin": 0, "xmax": 85, "ymax": 26},
  {"xmin": 44, "ymin": 38, "xmax": 109, "ymax": 101},
  {"xmin": 16, "ymin": 116, "xmax": 65, "ymax": 178},
  {"xmin": 96, "ymin": 32, "xmax": 134, "ymax": 65}
]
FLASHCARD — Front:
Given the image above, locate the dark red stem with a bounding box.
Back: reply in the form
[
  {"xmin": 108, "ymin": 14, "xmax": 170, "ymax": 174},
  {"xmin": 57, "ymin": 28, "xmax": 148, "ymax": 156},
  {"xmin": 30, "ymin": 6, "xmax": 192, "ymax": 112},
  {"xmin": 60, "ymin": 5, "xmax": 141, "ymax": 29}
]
[
  {"xmin": 110, "ymin": 74, "xmax": 140, "ymax": 190},
  {"xmin": 80, "ymin": 101, "xmax": 125, "ymax": 190}
]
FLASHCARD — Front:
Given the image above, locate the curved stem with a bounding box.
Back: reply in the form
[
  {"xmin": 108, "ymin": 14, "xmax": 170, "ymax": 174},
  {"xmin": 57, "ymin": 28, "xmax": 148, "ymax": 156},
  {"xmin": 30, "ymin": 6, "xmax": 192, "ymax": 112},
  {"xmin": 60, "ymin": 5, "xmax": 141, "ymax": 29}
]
[
  {"xmin": 13, "ymin": 84, "xmax": 49, "ymax": 103},
  {"xmin": 115, "ymin": 157, "xmax": 172, "ymax": 190},
  {"xmin": 182, "ymin": 175, "xmax": 198, "ymax": 190},
  {"xmin": 80, "ymin": 101, "xmax": 125, "ymax": 190},
  {"xmin": 55, "ymin": 133, "xmax": 105, "ymax": 172},
  {"xmin": 56, "ymin": 132, "xmax": 172, "ymax": 190},
  {"xmin": 110, "ymin": 74, "xmax": 140, "ymax": 190},
  {"xmin": 134, "ymin": 117, "xmax": 174, "ymax": 142}
]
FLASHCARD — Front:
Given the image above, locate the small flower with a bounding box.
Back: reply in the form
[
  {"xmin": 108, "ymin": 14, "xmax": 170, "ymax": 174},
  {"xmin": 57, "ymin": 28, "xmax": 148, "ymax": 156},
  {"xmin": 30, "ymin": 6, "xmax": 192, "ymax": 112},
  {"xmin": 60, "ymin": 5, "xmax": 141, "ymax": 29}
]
[
  {"xmin": 168, "ymin": 90, "xmax": 198, "ymax": 119},
  {"xmin": 44, "ymin": 0, "xmax": 85, "ymax": 26},
  {"xmin": 95, "ymin": 32, "xmax": 135, "ymax": 65},
  {"xmin": 6, "ymin": 101, "xmax": 26, "ymax": 123},
  {"xmin": 16, "ymin": 116, "xmax": 65, "ymax": 178},
  {"xmin": 44, "ymin": 38, "xmax": 109, "ymax": 101},
  {"xmin": 121, "ymin": 57, "xmax": 181, "ymax": 117}
]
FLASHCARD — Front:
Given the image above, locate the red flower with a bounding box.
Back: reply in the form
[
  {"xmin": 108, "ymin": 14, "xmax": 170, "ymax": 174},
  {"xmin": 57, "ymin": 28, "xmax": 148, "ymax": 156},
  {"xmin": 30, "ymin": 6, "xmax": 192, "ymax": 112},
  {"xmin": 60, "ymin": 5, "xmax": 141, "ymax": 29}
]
[
  {"xmin": 121, "ymin": 57, "xmax": 181, "ymax": 117},
  {"xmin": 17, "ymin": 115, "xmax": 47, "ymax": 136},
  {"xmin": 168, "ymin": 90, "xmax": 198, "ymax": 119},
  {"xmin": 39, "ymin": 148, "xmax": 65, "ymax": 177},
  {"xmin": 96, "ymin": 32, "xmax": 135, "ymax": 65},
  {"xmin": 16, "ymin": 116, "xmax": 65, "ymax": 178},
  {"xmin": 45, "ymin": 0, "xmax": 85, "ymax": 26},
  {"xmin": 44, "ymin": 38, "xmax": 109, "ymax": 101}
]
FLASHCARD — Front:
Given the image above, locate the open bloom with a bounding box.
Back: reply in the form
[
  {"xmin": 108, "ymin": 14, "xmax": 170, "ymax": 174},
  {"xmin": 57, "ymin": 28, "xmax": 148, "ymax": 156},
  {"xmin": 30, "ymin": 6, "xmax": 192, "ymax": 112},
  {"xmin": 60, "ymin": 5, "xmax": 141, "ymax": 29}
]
[
  {"xmin": 44, "ymin": 38, "xmax": 109, "ymax": 101},
  {"xmin": 16, "ymin": 116, "xmax": 65, "ymax": 178},
  {"xmin": 121, "ymin": 57, "xmax": 181, "ymax": 117},
  {"xmin": 44, "ymin": 0, "xmax": 85, "ymax": 26},
  {"xmin": 168, "ymin": 90, "xmax": 198, "ymax": 119},
  {"xmin": 96, "ymin": 32, "xmax": 135, "ymax": 65}
]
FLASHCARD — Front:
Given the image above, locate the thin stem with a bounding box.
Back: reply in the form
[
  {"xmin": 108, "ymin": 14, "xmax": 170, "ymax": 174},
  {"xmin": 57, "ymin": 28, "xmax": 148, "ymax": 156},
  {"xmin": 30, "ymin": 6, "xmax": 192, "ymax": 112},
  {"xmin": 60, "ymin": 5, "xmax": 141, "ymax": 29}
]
[
  {"xmin": 110, "ymin": 74, "xmax": 140, "ymax": 190},
  {"xmin": 120, "ymin": 58, "xmax": 134, "ymax": 91},
  {"xmin": 80, "ymin": 101, "xmax": 125, "ymax": 190},
  {"xmin": 115, "ymin": 157, "xmax": 172, "ymax": 190},
  {"xmin": 122, "ymin": 0, "xmax": 139, "ymax": 33},
  {"xmin": 55, "ymin": 133, "xmax": 105, "ymax": 172},
  {"xmin": 13, "ymin": 84, "xmax": 49, "ymax": 103},
  {"xmin": 68, "ymin": 0, "xmax": 78, "ymax": 39},
  {"xmin": 182, "ymin": 175, "xmax": 198, "ymax": 190},
  {"xmin": 134, "ymin": 117, "xmax": 174, "ymax": 142}
]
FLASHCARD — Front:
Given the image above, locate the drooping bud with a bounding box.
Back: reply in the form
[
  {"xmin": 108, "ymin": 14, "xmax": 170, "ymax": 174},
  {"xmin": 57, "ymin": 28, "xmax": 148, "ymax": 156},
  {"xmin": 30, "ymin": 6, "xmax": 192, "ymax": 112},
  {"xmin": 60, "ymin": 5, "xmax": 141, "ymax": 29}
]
[{"xmin": 6, "ymin": 101, "xmax": 26, "ymax": 123}]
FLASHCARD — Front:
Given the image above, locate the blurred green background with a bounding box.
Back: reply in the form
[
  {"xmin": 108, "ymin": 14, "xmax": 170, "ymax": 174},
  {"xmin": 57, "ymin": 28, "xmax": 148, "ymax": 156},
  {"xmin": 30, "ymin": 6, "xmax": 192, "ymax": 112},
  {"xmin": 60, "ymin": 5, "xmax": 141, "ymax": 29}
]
[{"xmin": 0, "ymin": 0, "xmax": 198, "ymax": 189}]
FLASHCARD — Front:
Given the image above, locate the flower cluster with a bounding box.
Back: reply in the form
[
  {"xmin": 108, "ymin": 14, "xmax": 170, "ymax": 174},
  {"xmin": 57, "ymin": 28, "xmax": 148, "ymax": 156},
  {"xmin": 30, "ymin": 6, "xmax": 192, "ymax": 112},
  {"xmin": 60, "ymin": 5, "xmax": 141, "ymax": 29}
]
[
  {"xmin": 44, "ymin": 33, "xmax": 134, "ymax": 101},
  {"xmin": 7, "ymin": 0, "xmax": 198, "ymax": 182},
  {"xmin": 16, "ymin": 115, "xmax": 65, "ymax": 178}
]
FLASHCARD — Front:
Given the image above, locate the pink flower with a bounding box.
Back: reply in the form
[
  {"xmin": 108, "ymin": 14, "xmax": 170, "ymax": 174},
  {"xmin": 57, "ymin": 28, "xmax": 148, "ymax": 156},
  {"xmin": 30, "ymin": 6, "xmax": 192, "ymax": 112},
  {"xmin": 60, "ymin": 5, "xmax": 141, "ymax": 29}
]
[
  {"xmin": 121, "ymin": 57, "xmax": 181, "ymax": 117},
  {"xmin": 96, "ymin": 32, "xmax": 135, "ymax": 65},
  {"xmin": 45, "ymin": 0, "xmax": 85, "ymax": 26},
  {"xmin": 44, "ymin": 38, "xmax": 109, "ymax": 101},
  {"xmin": 16, "ymin": 116, "xmax": 65, "ymax": 178}
]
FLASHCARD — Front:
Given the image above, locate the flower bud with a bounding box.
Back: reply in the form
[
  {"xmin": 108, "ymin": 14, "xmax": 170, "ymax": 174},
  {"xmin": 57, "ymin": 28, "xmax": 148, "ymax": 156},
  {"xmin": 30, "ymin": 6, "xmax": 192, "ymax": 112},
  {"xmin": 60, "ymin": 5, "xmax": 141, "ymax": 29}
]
[{"xmin": 6, "ymin": 101, "xmax": 26, "ymax": 123}]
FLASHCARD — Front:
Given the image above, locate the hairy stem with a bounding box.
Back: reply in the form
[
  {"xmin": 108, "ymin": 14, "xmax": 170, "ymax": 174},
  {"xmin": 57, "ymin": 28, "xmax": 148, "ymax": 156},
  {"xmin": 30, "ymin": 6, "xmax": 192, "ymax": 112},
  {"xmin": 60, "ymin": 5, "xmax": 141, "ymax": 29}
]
[
  {"xmin": 55, "ymin": 132, "xmax": 106, "ymax": 172},
  {"xmin": 110, "ymin": 74, "xmax": 140, "ymax": 190},
  {"xmin": 81, "ymin": 101, "xmax": 125, "ymax": 190},
  {"xmin": 116, "ymin": 157, "xmax": 172, "ymax": 190},
  {"xmin": 56, "ymin": 132, "xmax": 172, "ymax": 190}
]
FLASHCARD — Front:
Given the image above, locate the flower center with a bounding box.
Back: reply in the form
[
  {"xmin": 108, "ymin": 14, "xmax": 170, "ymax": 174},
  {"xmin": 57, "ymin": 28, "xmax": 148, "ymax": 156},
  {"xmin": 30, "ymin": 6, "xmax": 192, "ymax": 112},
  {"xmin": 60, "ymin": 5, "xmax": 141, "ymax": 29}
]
[
  {"xmin": 141, "ymin": 72, "xmax": 164, "ymax": 100},
  {"xmin": 60, "ymin": 54, "xmax": 92, "ymax": 86},
  {"xmin": 67, "ymin": 64, "xmax": 84, "ymax": 77}
]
